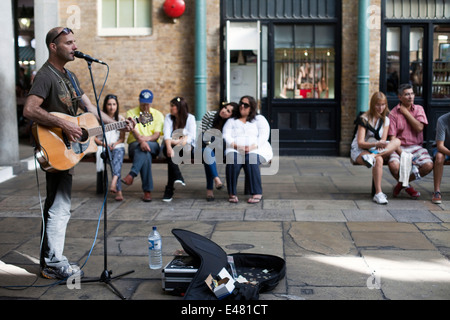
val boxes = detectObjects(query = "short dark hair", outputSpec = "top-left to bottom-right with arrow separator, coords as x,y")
398,83 -> 413,95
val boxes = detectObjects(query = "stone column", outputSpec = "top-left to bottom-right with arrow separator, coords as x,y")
0,0 -> 19,166
34,0 -> 59,70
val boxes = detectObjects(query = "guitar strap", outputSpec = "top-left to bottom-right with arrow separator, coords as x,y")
65,69 -> 88,112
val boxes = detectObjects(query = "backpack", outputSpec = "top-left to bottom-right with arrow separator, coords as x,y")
353,111 -> 384,141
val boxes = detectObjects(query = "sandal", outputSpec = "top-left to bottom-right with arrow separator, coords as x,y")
228,195 -> 238,203
214,177 -> 223,190
247,196 -> 263,204
115,191 -> 123,201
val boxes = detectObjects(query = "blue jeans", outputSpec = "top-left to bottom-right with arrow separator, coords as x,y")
203,146 -> 219,190
226,152 -> 262,196
432,148 -> 450,161
41,171 -> 72,268
128,141 -> 160,191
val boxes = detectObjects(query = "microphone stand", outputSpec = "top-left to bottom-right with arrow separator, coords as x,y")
79,60 -> 134,299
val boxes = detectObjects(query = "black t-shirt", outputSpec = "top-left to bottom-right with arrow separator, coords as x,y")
28,61 -> 84,116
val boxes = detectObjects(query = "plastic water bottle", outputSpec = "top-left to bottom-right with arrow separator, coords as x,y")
148,226 -> 162,269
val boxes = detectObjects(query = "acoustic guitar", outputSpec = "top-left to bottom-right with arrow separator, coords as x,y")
32,111 -> 152,172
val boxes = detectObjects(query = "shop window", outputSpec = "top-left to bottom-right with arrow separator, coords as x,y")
274,24 -> 335,100
99,0 -> 152,36
385,0 -> 450,19
386,27 -> 400,97
409,28 -> 424,97
432,25 -> 450,99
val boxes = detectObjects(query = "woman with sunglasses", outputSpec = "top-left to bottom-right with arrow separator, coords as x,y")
162,97 -> 197,202
223,96 -> 273,203
94,94 -> 126,201
201,102 -> 238,201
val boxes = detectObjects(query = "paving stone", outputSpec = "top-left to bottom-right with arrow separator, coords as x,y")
294,209 -> 347,222
284,222 -> 357,256
388,209 -> 442,223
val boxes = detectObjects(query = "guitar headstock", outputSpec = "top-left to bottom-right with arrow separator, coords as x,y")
137,111 -> 153,126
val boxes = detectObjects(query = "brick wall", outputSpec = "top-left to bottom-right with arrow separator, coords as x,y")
56,0 -> 383,156
340,0 -> 381,156
58,0 -> 221,118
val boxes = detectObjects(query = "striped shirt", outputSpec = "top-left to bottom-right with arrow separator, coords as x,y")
201,111 -> 217,132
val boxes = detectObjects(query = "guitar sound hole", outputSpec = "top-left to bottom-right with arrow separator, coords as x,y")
71,128 -> 90,155
79,128 -> 89,143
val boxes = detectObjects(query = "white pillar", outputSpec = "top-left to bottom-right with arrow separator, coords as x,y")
34,0 -> 59,69
0,0 -> 19,166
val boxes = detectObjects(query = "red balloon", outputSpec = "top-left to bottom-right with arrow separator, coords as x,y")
163,0 -> 186,18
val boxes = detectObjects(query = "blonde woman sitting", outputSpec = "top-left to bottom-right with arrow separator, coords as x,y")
351,92 -> 401,204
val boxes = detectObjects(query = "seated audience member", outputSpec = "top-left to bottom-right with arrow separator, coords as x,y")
162,97 -> 196,202
201,102 -> 238,201
432,111 -> 450,204
94,94 -> 126,201
223,95 -> 273,204
350,92 -> 401,204
122,89 -> 164,202
388,83 -> 433,199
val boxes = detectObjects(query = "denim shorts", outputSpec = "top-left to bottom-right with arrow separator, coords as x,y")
432,148 -> 450,161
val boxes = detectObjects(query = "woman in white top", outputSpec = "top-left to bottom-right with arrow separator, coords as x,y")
350,92 -> 401,204
162,96 -> 196,202
94,94 -> 125,201
223,95 -> 273,204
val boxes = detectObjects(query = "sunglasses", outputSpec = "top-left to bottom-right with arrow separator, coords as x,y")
52,27 -> 73,43
240,102 -> 251,108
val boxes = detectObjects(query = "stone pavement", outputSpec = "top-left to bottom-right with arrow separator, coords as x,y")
0,146 -> 449,300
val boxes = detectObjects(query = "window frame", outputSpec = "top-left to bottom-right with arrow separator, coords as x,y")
97,0 -> 152,37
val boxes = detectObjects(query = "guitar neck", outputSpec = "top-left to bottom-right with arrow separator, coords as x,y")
89,120 -> 130,137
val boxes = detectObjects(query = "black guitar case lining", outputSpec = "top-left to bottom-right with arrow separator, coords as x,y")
171,229 -> 286,300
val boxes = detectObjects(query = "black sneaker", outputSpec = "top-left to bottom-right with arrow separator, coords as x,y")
162,186 -> 174,202
41,263 -> 84,280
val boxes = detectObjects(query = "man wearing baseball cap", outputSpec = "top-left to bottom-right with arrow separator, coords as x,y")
122,89 -> 164,202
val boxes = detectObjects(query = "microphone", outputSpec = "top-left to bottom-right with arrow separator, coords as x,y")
74,51 -> 107,65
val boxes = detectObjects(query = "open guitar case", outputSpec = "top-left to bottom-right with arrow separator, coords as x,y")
171,229 -> 286,300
